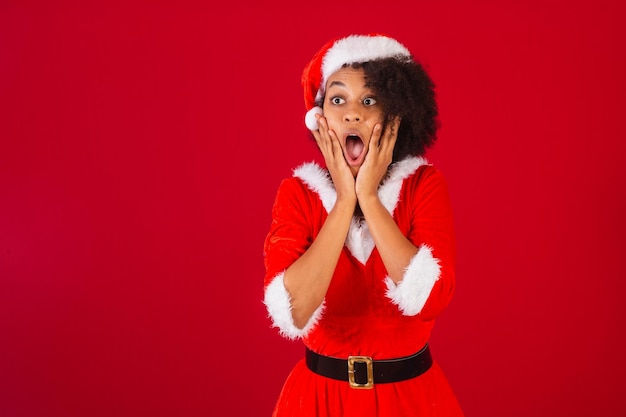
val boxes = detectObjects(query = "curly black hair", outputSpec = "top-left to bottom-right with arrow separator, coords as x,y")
316,56 -> 439,161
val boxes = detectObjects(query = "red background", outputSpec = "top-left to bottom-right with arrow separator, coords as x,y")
1,1 -> 625,416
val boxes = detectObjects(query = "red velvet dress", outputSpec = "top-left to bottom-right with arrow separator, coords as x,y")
263,157 -> 463,417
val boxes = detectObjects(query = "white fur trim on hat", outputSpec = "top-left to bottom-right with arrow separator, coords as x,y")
315,35 -> 412,104
263,272 -> 325,340
384,245 -> 441,316
305,106 -> 323,131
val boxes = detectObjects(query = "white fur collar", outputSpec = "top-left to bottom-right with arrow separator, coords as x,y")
293,156 -> 428,264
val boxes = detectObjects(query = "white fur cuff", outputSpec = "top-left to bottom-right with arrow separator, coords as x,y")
263,272 -> 324,340
384,245 -> 441,316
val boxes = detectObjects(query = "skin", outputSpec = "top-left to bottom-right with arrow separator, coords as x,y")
284,67 -> 420,329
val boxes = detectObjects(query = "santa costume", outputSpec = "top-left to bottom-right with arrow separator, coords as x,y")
263,34 -> 463,417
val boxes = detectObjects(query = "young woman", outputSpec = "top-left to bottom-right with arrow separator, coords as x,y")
263,33 -> 463,417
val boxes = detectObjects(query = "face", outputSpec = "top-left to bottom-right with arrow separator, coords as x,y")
322,67 -> 384,177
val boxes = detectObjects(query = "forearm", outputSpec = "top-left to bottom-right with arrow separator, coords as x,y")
283,198 -> 355,328
359,195 -> 418,283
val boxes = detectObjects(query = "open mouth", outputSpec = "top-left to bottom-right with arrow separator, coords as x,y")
345,134 -> 365,162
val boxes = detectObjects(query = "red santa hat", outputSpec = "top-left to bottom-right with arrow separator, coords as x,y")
301,33 -> 413,130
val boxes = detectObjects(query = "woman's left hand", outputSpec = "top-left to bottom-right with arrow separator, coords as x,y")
355,117 -> 400,201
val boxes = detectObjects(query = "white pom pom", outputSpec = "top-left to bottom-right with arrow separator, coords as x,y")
305,106 -> 323,131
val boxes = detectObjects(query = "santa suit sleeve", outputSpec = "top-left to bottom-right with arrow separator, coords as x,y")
384,166 -> 456,321
262,176 -> 325,339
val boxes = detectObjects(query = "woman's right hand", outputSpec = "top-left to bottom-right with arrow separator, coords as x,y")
311,115 -> 357,205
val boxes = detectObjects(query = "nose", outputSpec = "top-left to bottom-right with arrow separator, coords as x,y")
343,103 -> 362,123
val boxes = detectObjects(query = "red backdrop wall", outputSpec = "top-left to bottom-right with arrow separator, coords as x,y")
1,1 -> 625,416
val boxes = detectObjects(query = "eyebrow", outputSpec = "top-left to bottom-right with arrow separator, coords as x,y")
328,81 -> 346,89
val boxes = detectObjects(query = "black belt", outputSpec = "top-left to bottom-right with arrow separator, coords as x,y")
305,344 -> 432,389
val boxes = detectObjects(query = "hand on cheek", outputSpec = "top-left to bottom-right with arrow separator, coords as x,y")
311,115 -> 357,204
356,118 -> 400,200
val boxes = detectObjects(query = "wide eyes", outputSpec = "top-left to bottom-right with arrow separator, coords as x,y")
328,96 -> 377,106
363,97 -> 377,106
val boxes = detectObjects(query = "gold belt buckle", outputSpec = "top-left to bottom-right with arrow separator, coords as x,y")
348,356 -> 374,389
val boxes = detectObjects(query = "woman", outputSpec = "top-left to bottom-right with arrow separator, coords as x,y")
263,33 -> 463,417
